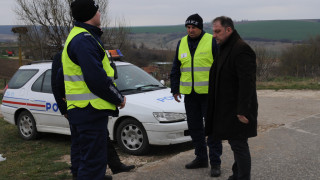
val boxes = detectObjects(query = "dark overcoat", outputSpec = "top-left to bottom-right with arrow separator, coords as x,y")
205,30 -> 258,140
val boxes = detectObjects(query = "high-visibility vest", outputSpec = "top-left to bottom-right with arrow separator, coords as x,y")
62,26 -> 116,110
178,33 -> 213,94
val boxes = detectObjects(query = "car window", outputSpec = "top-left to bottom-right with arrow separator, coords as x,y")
8,69 -> 38,89
42,70 -> 52,93
32,73 -> 44,92
31,70 -> 52,93
116,65 -> 164,91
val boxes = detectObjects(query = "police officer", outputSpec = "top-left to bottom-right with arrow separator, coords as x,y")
170,13 -> 223,177
62,0 -> 125,179
51,51 -> 135,178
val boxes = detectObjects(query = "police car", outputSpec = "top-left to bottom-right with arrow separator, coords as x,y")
1,60 -> 191,155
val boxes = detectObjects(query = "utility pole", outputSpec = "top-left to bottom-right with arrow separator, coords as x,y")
11,27 -> 28,67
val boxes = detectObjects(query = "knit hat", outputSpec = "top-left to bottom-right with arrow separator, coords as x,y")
185,14 -> 203,30
71,0 -> 99,22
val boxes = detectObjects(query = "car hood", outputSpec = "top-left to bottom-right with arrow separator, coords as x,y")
125,88 -> 185,113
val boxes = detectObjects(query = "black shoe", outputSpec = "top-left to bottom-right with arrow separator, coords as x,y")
72,174 -> 77,180
210,165 -> 221,177
104,175 -> 112,180
73,174 -> 112,180
111,163 -> 135,174
227,175 -> 236,180
185,158 -> 208,169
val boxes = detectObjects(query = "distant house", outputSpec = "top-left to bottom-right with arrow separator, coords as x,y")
142,62 -> 173,84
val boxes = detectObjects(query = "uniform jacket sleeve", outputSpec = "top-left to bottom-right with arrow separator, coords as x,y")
68,33 -> 124,106
56,68 -> 68,114
51,51 -> 67,115
170,40 -> 181,95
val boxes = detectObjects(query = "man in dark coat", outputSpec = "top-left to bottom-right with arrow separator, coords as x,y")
205,16 -> 258,180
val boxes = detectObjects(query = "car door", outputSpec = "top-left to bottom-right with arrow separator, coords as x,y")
28,69 -> 68,128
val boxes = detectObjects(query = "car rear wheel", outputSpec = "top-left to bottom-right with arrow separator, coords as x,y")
116,118 -> 150,155
17,111 -> 39,140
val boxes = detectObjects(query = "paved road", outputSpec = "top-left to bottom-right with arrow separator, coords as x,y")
114,113 -> 320,180
113,91 -> 320,180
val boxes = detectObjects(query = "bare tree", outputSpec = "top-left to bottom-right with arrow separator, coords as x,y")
22,26 -> 51,60
254,46 -> 278,81
102,17 -> 131,50
14,0 -> 129,60
14,0 -> 76,58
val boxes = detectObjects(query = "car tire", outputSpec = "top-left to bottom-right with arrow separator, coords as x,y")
17,111 -> 39,140
116,118 -> 150,155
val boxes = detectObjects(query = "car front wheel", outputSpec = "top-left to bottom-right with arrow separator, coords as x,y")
116,118 -> 150,155
17,111 -> 39,140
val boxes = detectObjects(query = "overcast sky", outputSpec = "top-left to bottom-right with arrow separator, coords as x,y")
1,0 -> 319,26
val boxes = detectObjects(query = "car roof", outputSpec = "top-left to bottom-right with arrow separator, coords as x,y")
19,60 -> 133,70
20,61 -> 52,70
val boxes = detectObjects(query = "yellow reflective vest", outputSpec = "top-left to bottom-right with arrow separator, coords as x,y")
178,33 -> 213,94
62,26 -> 116,110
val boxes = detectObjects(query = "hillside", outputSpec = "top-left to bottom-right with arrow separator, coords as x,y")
236,20 -> 320,41
130,19 -> 320,42
1,19 -> 320,48
0,26 -> 17,42
128,19 -> 320,51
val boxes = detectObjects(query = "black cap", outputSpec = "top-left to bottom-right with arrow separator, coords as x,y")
185,13 -> 203,30
71,0 -> 99,22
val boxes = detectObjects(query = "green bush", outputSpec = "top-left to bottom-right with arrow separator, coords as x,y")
278,36 -> 320,78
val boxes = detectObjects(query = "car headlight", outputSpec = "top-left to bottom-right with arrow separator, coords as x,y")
153,112 -> 187,123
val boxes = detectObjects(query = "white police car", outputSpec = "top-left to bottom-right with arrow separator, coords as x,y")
1,61 -> 191,155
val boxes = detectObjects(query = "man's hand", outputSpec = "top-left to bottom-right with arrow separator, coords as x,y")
237,115 -> 249,124
173,93 -> 182,103
119,96 -> 126,109
63,114 -> 68,119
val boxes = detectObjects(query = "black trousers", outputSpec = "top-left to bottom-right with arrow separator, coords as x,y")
185,93 -> 222,166
69,117 -> 108,180
107,136 -> 122,170
228,139 -> 251,180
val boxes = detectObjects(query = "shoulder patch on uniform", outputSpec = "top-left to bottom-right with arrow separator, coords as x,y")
83,33 -> 91,36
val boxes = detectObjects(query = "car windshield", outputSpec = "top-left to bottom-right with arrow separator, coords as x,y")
115,65 -> 166,94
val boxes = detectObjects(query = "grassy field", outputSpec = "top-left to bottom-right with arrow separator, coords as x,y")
0,117 -> 194,180
257,77 -> 320,90
0,119 -> 71,180
0,78 -> 6,90
0,78 -> 7,102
